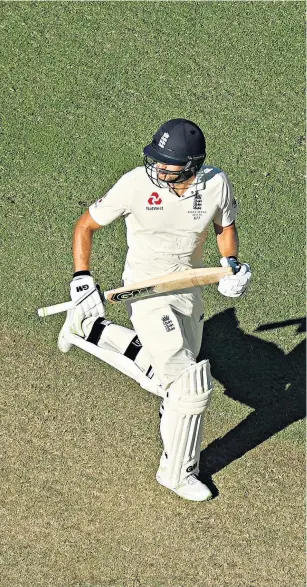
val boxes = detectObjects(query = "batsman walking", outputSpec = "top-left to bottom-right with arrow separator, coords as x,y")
59,118 -> 251,501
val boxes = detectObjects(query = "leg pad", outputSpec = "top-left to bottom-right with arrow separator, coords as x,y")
159,360 -> 213,487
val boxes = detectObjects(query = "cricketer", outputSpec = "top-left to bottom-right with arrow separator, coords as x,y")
58,119 -> 252,501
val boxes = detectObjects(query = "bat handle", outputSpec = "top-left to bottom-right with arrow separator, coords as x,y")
37,287 -> 108,317
37,301 -> 75,317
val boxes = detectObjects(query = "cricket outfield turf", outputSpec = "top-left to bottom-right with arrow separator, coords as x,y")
0,2 -> 305,586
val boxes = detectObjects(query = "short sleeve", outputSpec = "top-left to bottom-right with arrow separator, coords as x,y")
213,173 -> 238,227
89,171 -> 133,226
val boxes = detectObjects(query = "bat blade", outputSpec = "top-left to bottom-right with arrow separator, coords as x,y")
105,266 -> 232,303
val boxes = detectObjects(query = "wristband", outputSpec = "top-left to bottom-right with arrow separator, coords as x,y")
226,256 -> 241,274
73,270 -> 91,278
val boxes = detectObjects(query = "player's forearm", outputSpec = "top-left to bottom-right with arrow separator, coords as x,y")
215,224 -> 239,258
73,222 -> 94,272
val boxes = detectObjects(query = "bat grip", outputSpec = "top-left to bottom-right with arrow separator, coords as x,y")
37,301 -> 75,317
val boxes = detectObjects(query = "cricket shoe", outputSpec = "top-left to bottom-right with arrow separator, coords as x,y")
156,468 -> 213,502
57,310 -> 76,353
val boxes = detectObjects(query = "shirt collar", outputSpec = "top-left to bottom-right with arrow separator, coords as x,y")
168,173 -> 206,200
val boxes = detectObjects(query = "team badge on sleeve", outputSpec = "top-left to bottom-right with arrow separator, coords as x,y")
94,195 -> 107,208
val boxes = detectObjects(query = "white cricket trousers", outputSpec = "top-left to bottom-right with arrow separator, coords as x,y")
125,287 -> 205,389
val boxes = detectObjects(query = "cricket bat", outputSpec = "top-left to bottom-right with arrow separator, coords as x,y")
37,266 -> 233,317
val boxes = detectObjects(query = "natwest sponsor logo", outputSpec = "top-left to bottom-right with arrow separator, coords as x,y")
146,192 -> 163,211
148,192 -> 162,205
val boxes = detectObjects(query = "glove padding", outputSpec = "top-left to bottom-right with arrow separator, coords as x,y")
70,274 -> 105,336
218,257 -> 252,298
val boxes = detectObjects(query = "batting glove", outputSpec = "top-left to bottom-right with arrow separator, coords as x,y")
70,271 -> 105,336
218,256 -> 252,298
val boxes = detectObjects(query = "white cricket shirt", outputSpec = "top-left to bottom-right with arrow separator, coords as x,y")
89,165 -> 237,283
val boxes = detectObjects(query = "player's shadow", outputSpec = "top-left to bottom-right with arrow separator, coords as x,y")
197,309 -> 306,496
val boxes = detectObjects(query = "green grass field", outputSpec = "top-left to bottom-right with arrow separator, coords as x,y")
1,2 -> 305,586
